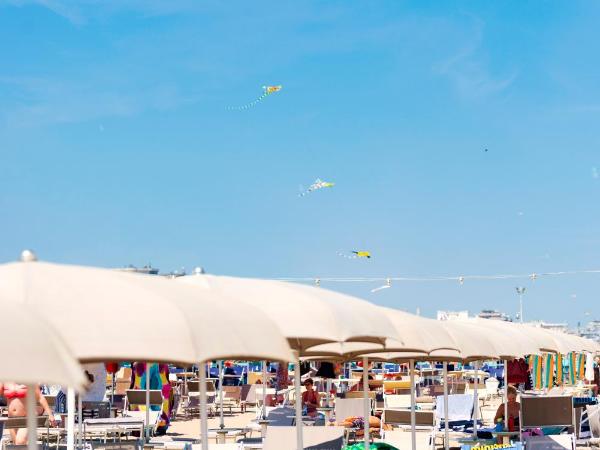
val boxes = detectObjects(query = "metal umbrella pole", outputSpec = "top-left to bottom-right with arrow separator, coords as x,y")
504,359 -> 509,430
294,353 -> 304,450
262,361 -> 267,419
443,361 -> 450,450
218,361 -> 225,429
26,384 -> 38,450
473,361 -> 479,437
145,362 -> 151,441
410,359 -> 416,450
363,357 -> 370,450
77,393 -> 83,448
199,360 -> 208,450
67,388 -> 75,450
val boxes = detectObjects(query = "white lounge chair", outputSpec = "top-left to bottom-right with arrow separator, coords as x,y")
263,426 -> 344,450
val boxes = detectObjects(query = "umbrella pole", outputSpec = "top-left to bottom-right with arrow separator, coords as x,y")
294,353 -> 303,450
262,361 -> 267,419
67,387 -> 75,450
218,360 -> 225,429
473,361 -> 479,437
410,359 -> 416,450
199,360 -> 208,450
504,359 -> 508,430
111,372 -> 115,411
77,393 -> 83,449
363,357 -> 370,450
443,362 -> 449,450
26,384 -> 37,450
145,362 -> 150,442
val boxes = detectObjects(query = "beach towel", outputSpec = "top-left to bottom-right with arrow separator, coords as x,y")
578,353 -> 586,381
544,354 -> 554,389
568,353 -> 576,385
530,355 -> 543,390
556,354 -> 563,386
585,353 -> 595,382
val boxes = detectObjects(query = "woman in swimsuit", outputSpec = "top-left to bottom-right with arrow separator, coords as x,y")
0,382 -> 56,444
494,384 -> 520,439
301,378 -> 320,417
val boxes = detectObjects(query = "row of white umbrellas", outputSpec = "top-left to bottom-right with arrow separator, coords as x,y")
2,251 -> 599,450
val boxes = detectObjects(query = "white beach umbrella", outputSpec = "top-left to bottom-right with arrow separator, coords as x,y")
2,302 -> 85,389
178,275 -> 397,350
0,253 -> 293,450
0,255 -> 292,364
459,318 -> 542,359
177,274 -> 398,450
2,302 -> 86,450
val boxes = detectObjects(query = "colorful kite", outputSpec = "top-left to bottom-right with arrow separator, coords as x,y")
229,85 -> 282,110
298,178 -> 335,197
338,250 -> 372,259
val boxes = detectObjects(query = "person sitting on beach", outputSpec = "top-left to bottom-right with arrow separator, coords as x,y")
301,378 -> 320,417
0,382 -> 56,445
494,385 -> 520,433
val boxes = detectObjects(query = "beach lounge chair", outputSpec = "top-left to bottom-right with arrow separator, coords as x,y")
383,394 -> 411,409
82,416 -> 145,444
432,394 -> 476,448
262,426 -> 344,450
586,404 -> 600,438
221,386 -> 246,413
334,398 -> 365,423
382,409 -> 436,448
523,435 -> 575,450
1,416 -> 54,450
182,381 -> 216,418
123,390 -> 163,436
483,377 -> 500,405
520,395 -> 575,443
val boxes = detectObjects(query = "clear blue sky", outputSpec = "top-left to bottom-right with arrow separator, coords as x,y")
2,0 -> 600,327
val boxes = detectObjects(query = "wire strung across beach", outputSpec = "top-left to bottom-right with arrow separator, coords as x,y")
272,268 -> 600,285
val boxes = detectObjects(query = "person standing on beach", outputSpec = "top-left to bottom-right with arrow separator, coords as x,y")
0,382 -> 56,445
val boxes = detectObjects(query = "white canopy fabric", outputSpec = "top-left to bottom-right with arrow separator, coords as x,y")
0,258 -> 293,364
456,318 -> 542,359
301,307 -> 460,358
177,274 -> 398,351
2,302 -> 85,389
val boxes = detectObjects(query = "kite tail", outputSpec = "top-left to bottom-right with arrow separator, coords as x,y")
227,91 -> 269,111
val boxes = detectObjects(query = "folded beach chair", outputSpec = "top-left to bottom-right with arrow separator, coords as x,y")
263,426 -> 345,450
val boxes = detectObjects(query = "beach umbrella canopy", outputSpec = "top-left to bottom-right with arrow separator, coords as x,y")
458,318 -> 542,358
2,302 -> 85,389
0,253 -> 293,364
519,325 -> 583,354
301,307 -> 461,358
177,274 -> 398,351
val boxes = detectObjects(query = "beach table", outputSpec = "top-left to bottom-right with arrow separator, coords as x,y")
492,430 -> 520,445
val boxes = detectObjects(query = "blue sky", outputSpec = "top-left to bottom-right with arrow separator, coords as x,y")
2,0 -> 600,326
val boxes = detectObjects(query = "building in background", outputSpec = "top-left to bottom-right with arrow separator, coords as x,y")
437,310 -> 469,321
477,309 -> 512,321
